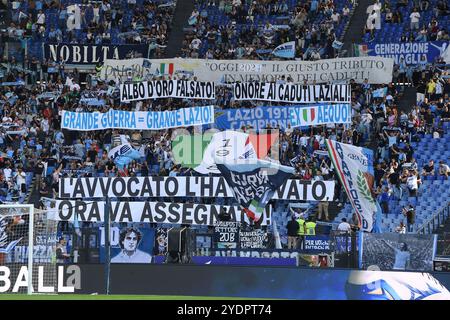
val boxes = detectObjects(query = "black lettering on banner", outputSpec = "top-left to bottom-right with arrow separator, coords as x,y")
120,202 -> 132,222
182,203 -> 194,225
140,177 -> 153,197
75,200 -> 87,221
112,178 -> 126,197
127,177 -> 140,197
167,203 -> 181,223
85,178 -> 98,198
165,177 -> 178,196
215,178 -> 228,197
99,178 -> 112,197
58,200 -> 73,220
153,176 -> 164,196
312,181 -> 326,200
140,202 -> 154,222
154,202 -> 166,223
73,179 -> 86,198
110,202 -> 121,221
300,180 -> 311,199
194,204 -> 208,225
87,202 -> 101,221
185,177 -> 195,197
287,180 -> 299,199
60,178 -> 71,198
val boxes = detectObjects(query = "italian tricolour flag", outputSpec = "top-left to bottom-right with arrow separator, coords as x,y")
160,63 -> 174,75
302,108 -> 316,124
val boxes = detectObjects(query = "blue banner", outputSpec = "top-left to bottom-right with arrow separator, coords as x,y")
215,106 -> 294,130
366,41 -> 448,65
214,104 -> 351,131
304,235 -> 332,253
44,43 -> 150,64
61,106 -> 215,131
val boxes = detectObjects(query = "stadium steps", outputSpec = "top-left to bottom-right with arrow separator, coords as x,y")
341,0 -> 373,55
164,0 -> 196,58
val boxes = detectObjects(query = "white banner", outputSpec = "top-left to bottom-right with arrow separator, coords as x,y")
326,139 -> 377,232
290,104 -> 352,127
100,57 -> 394,84
194,130 -> 253,174
59,177 -> 335,201
120,80 -> 215,102
51,200 -> 272,226
61,106 -> 214,131
233,83 -> 351,103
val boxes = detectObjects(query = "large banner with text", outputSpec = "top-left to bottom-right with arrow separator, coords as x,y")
61,106 -> 214,131
44,43 -> 150,64
120,80 -> 215,102
100,57 -> 394,84
232,83 -> 351,103
364,41 -> 449,65
59,176 -> 335,201
50,200 -> 272,226
214,104 -> 351,130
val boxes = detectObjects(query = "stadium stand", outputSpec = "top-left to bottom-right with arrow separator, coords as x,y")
0,0 -> 448,256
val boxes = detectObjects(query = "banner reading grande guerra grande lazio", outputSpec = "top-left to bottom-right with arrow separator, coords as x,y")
61,106 -> 214,131
100,57 -> 394,84
232,83 -> 351,103
120,80 -> 215,102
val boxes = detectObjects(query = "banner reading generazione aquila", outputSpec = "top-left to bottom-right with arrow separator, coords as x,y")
100,57 -> 394,84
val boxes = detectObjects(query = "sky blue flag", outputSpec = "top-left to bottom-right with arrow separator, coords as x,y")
114,148 -> 142,170
272,41 -> 296,59
372,87 -> 388,98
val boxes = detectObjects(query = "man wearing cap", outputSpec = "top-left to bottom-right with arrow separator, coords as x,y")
286,215 -> 299,249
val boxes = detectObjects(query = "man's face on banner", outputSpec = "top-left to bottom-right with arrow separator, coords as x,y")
124,231 -> 138,252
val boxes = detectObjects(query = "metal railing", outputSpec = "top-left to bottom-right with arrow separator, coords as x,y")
417,202 -> 450,234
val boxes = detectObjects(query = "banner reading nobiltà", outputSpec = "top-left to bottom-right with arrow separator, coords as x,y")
59,176 -> 335,201
50,200 -> 272,226
120,80 -> 215,102
233,83 -> 351,103
44,43 -> 150,64
61,106 -> 214,131
100,56 -> 394,84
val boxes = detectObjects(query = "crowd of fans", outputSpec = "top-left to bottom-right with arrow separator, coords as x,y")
181,0 -> 353,60
0,1 -> 448,259
2,0 -> 176,60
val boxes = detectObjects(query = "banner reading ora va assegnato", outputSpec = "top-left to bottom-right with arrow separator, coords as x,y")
50,200 -> 272,226
61,106 -> 214,131
100,57 -> 393,84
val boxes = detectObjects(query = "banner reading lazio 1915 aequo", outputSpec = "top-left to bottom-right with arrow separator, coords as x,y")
100,56 -> 393,84
326,139 -> 377,232
61,106 -> 214,131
